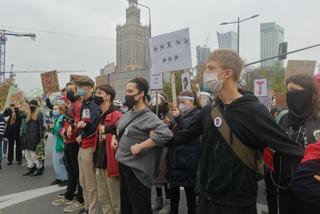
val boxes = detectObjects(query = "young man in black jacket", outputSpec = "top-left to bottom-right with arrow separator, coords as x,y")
173,49 -> 304,214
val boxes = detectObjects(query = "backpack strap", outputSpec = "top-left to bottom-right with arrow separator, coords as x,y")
211,102 -> 257,171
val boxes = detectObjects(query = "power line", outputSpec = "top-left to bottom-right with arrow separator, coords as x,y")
0,25 -> 115,41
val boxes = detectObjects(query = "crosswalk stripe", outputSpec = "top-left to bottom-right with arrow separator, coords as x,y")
0,186 -> 66,209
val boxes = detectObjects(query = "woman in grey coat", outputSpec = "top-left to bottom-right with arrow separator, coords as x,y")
23,99 -> 44,176
112,77 -> 173,214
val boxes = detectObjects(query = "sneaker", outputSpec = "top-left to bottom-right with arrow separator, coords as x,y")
57,193 -> 65,199
159,199 -> 171,214
7,162 -> 12,166
58,180 -> 69,187
31,168 -> 43,176
51,179 -> 62,185
51,197 -> 73,206
17,161 -> 22,165
63,201 -> 84,213
152,196 -> 163,210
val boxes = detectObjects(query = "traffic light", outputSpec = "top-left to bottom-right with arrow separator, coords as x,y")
279,42 -> 288,60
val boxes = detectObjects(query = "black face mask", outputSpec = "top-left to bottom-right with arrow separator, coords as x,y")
67,91 -> 77,102
30,106 -> 36,112
125,93 -> 139,108
94,95 -> 105,106
286,89 -> 313,119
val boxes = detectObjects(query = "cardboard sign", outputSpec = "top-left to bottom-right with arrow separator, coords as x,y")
70,74 -> 87,83
95,75 -> 108,86
254,78 -> 268,97
286,60 -> 317,80
150,28 -> 192,74
40,70 -> 60,95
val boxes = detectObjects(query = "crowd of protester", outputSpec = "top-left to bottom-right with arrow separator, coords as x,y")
0,48 -> 320,214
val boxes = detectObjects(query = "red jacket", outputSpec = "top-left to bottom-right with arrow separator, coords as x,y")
63,99 -> 82,144
95,110 -> 122,177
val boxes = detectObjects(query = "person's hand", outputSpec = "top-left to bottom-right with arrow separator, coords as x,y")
99,125 -> 105,133
111,136 -> 118,150
162,116 -> 170,126
77,121 -> 87,129
172,107 -> 180,117
76,136 -> 82,144
131,143 -> 142,155
149,130 -> 155,137
67,126 -> 73,138
314,175 -> 320,182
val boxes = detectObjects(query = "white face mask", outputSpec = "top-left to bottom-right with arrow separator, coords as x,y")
178,104 -> 190,113
208,72 -> 224,95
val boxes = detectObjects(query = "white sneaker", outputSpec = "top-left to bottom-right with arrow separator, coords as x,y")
63,201 -> 84,213
51,197 -> 73,206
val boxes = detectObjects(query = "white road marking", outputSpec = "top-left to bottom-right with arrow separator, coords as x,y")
0,185 -> 66,209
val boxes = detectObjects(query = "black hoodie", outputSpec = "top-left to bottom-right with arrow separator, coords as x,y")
173,92 -> 304,207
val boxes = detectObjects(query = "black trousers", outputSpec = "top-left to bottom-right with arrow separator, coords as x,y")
64,143 -> 83,203
197,194 -> 257,214
119,163 -> 152,214
7,136 -> 22,162
170,186 -> 196,214
264,171 -> 278,214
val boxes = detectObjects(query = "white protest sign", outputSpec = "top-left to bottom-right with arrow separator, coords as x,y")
181,71 -> 191,91
150,28 -> 192,74
254,78 -> 268,97
150,73 -> 163,90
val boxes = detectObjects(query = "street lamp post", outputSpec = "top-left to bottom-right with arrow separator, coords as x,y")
220,14 -> 259,89
129,0 -> 151,35
220,14 -> 259,54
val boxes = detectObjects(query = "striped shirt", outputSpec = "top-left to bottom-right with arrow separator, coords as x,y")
0,113 -> 5,139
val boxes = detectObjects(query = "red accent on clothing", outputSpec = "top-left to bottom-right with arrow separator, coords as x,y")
63,99 -> 82,144
263,148 -> 275,172
81,133 -> 97,148
301,142 -> 320,164
95,110 -> 122,177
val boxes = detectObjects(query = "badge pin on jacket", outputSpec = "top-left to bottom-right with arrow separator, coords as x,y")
214,117 -> 222,128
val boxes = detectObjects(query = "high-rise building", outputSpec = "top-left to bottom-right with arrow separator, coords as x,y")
260,22 -> 284,68
116,0 -> 150,72
217,31 -> 238,52
196,45 -> 211,65
110,0 -> 151,101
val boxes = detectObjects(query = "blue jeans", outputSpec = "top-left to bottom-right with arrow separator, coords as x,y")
53,148 -> 68,181
2,138 -> 7,157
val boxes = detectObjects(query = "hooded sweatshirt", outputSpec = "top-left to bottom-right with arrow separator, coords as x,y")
173,92 -> 304,207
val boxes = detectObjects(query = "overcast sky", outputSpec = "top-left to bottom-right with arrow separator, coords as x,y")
1,0 -> 319,92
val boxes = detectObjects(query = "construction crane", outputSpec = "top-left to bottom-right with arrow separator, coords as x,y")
0,29 -> 36,82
